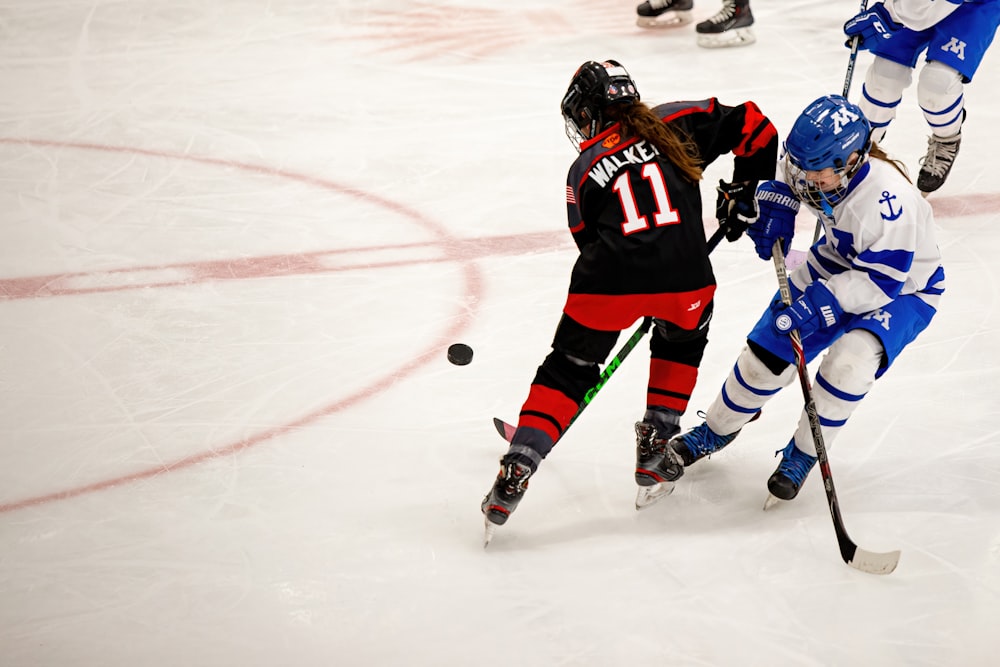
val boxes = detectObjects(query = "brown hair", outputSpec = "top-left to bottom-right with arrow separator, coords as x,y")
868,142 -> 911,183
606,101 -> 703,183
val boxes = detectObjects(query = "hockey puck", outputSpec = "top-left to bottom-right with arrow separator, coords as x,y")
447,343 -> 474,366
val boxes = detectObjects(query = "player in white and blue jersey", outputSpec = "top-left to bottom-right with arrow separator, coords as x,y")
843,0 -> 1000,194
655,95 -> 946,502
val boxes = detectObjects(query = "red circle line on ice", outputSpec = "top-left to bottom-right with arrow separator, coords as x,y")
0,137 -> 487,513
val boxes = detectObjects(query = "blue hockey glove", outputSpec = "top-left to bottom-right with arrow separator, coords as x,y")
716,180 -> 759,242
748,180 -> 799,260
772,282 -> 843,340
844,2 -> 902,51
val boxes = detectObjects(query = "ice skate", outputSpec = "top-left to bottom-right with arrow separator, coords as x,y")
481,457 -> 533,546
634,421 -> 683,509
763,440 -> 818,509
636,0 -> 694,28
917,117 -> 963,195
696,0 -> 755,48
669,421 -> 738,467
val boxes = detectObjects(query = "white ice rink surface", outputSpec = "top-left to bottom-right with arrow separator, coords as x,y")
2,1 -> 999,665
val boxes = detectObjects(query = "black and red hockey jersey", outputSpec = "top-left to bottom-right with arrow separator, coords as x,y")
563,98 -> 778,332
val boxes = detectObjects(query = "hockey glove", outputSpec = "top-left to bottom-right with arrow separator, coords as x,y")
844,2 -> 902,51
772,282 -> 843,340
715,180 -> 758,242
748,180 -> 799,260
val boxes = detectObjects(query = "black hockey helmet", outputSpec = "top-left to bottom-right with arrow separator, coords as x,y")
560,60 -> 640,151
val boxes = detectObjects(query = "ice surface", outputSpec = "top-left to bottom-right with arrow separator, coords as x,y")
1,1 -> 998,665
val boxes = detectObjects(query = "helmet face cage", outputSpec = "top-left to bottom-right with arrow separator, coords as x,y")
783,95 -> 871,207
783,154 -> 862,209
560,60 -> 640,152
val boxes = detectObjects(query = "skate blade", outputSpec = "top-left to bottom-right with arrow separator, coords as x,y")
635,482 -> 675,510
637,11 -> 693,29
483,518 -> 497,548
762,493 -> 784,511
696,28 -> 756,48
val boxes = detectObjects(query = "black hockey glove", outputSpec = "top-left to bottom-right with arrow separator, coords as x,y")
716,180 -> 759,242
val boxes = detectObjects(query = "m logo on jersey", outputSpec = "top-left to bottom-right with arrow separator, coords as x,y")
941,37 -> 967,60
830,107 -> 860,134
602,133 -> 621,148
863,308 -> 892,331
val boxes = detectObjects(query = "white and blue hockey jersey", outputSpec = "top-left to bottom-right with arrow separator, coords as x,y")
792,158 -> 945,315
885,0 -> 1000,32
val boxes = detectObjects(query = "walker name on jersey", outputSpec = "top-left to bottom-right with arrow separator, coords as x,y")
588,140 -> 661,187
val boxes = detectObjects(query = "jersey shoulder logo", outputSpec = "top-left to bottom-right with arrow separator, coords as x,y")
879,190 -> 902,221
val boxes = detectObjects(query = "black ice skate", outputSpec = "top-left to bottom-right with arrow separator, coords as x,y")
917,114 -> 964,195
695,0 -> 755,48
764,440 -> 817,507
635,0 -> 694,28
634,421 -> 684,509
481,457 -> 533,546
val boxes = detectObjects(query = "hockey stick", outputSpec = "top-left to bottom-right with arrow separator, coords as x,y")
771,239 -> 900,575
842,0 -> 868,99
493,224 -> 728,442
813,0 -> 869,243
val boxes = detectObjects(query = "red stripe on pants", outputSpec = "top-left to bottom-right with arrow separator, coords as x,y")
647,358 -> 699,413
517,383 -> 580,443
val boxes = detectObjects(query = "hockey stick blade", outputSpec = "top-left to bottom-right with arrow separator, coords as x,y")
846,544 -> 900,575
765,493 -> 900,574
493,417 -> 515,442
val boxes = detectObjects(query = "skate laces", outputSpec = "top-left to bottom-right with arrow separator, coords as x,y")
919,134 -> 960,177
706,1 -> 737,23
499,461 -> 532,497
636,421 -> 677,457
678,422 -> 732,458
635,423 -> 662,458
775,444 -> 817,486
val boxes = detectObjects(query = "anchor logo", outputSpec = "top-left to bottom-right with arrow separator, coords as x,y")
879,191 -> 902,221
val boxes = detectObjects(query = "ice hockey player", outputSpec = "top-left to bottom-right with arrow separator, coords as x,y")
480,60 -> 778,543
662,95 -> 944,503
844,0 -> 1000,195
636,0 -> 755,49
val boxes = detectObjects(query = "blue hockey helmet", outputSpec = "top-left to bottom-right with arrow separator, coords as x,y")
560,60 -> 640,151
783,94 -> 871,206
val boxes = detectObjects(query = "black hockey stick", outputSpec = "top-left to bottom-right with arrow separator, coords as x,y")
493,224 -> 728,442
813,0 -> 869,243
842,0 -> 869,99
771,239 -> 900,575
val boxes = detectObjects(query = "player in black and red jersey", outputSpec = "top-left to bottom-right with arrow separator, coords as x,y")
482,60 -> 778,535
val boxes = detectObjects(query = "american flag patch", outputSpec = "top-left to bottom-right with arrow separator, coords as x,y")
565,185 -> 576,204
